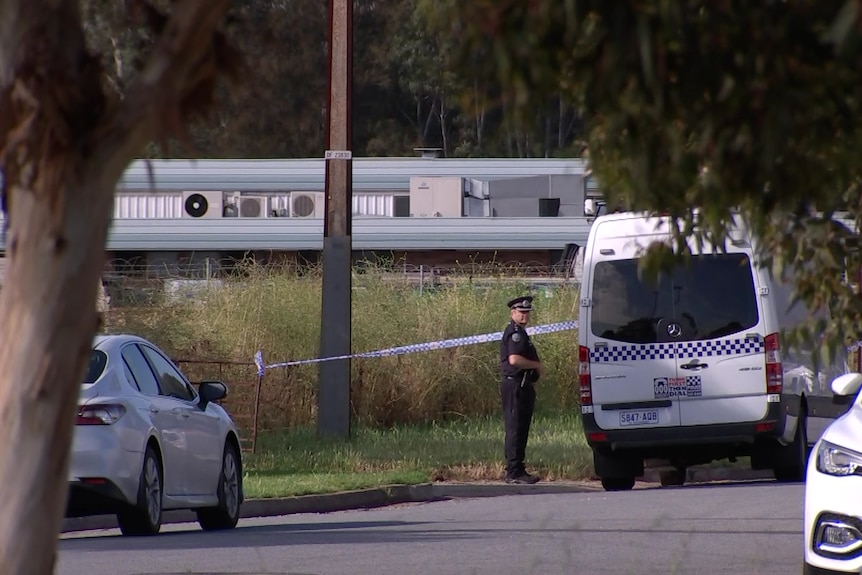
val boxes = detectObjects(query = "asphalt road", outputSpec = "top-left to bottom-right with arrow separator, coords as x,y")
57,480 -> 803,575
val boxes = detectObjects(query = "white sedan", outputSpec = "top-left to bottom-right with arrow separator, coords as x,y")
66,334 -> 244,536
803,372 -> 862,574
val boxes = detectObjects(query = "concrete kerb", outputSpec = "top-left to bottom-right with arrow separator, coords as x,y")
60,467 -> 775,534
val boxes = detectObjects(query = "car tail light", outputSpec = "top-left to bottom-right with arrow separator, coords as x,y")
81,478 -> 108,485
579,346 -> 593,411
76,404 -> 126,425
765,333 -> 783,395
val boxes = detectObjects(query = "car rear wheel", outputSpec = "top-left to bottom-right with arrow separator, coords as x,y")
197,442 -> 241,531
117,446 -> 163,536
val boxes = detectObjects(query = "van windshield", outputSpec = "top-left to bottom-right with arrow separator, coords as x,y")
590,253 -> 760,344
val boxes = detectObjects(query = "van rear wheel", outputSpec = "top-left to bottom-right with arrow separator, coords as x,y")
600,476 -> 636,491
592,448 -> 643,492
773,413 -> 808,483
659,466 -> 687,487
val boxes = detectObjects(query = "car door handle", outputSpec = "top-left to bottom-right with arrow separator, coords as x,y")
680,363 -> 708,370
172,407 -> 190,418
148,405 -> 159,414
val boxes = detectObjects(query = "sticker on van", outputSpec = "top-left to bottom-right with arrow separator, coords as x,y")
654,376 -> 702,398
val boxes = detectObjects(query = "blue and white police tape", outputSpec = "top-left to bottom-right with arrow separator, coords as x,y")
253,320 -> 580,377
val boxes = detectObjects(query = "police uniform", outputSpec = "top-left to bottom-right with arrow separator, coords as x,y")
500,296 -> 541,484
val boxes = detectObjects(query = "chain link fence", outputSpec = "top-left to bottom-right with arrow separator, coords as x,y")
101,257 -> 582,307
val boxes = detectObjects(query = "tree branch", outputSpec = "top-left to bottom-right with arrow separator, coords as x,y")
91,0 -> 232,188
0,0 -> 26,86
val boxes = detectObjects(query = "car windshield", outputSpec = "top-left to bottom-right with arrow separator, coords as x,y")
84,350 -> 108,384
590,252 -> 760,344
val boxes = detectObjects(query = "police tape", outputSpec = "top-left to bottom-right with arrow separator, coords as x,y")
253,320 -> 580,377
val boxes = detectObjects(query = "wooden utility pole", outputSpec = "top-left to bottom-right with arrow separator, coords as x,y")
317,0 -> 353,438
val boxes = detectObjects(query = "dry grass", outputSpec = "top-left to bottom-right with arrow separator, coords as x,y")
105,261 -> 582,428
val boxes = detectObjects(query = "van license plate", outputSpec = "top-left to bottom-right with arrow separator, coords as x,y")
619,409 -> 659,427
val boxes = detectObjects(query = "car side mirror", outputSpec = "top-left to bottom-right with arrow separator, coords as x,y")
198,380 -> 228,408
831,373 -> 862,398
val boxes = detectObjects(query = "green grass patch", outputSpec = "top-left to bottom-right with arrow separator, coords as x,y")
241,409 -> 593,498
243,471 -> 430,499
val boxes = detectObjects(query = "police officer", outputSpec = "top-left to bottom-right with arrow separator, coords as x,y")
500,295 -> 543,484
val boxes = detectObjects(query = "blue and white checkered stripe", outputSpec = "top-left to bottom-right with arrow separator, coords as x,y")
676,338 -> 764,358
591,337 -> 765,363
254,320 -> 580,376
590,343 -> 676,363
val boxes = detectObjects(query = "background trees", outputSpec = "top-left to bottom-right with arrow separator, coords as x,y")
77,0 -> 587,158
443,0 -> 862,358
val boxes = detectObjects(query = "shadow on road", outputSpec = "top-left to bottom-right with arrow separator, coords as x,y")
60,511 -> 800,554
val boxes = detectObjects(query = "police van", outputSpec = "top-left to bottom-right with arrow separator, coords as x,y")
577,211 -> 851,491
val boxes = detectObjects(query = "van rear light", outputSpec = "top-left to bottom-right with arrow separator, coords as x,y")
76,404 -> 126,425
579,345 -> 593,411
765,333 -> 783,394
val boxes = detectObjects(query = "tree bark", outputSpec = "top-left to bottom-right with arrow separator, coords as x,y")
0,1 -> 230,573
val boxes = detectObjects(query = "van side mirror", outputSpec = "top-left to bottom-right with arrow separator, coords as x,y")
198,380 -> 228,408
831,373 -> 862,397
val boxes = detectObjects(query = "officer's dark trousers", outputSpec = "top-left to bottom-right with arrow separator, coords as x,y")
501,376 -> 536,478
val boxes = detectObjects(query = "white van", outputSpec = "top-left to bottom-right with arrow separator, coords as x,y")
577,211 -> 852,491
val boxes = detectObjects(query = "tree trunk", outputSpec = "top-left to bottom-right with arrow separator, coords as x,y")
471,79 -> 486,152
558,95 -> 566,149
0,1 -> 231,573
0,168 -> 116,575
438,94 -> 448,157
422,98 -> 436,145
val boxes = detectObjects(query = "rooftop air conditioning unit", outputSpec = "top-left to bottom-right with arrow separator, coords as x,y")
290,192 -> 325,218
238,195 -> 268,218
408,177 -> 464,217
182,191 -> 224,219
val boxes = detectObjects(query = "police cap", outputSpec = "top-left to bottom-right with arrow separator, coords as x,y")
507,296 -> 533,312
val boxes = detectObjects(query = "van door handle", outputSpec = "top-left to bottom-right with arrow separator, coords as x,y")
172,407 -> 190,418
680,363 -> 708,370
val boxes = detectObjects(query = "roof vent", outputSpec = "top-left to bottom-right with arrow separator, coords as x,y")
413,147 -> 443,159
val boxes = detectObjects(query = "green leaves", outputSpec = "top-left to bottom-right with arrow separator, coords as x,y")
823,0 -> 861,49
447,0 -> 862,362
